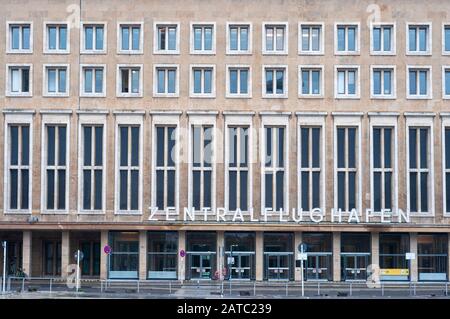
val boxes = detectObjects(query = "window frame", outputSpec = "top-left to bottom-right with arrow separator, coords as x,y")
369,22 -> 396,56
3,111 -> 34,214
334,65 -> 360,99
80,64 -> 106,97
442,65 -> 450,99
296,112 -> 326,214
153,64 -> 180,98
116,64 -> 143,98
42,64 -> 70,97
298,22 -> 324,55
153,22 -> 180,55
262,65 -> 288,99
406,65 -> 432,100
405,113 -> 435,216
77,111 -> 108,214
43,22 -> 70,54
225,64 -> 252,98
114,112 -> 144,215
5,63 -> 33,97
189,64 -> 216,98
298,65 -> 324,98
442,23 -> 450,56
334,22 -> 360,55
6,21 -> 33,54
370,65 -> 396,99
368,113 -> 399,214
226,22 -> 252,55
40,111 -> 71,214
80,22 -> 107,54
117,22 -> 144,55
190,22 -> 216,55
441,114 -> 450,216
262,22 -> 289,55
406,22 -> 432,56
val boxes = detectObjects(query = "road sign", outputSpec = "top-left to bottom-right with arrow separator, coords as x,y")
297,243 -> 307,253
179,249 -> 186,258
297,253 -> 308,261
227,257 -> 235,265
405,252 -> 416,260
103,245 -> 112,255
74,250 -> 84,261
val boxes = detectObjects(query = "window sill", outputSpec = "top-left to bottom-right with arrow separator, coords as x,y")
298,94 -> 324,99
406,95 -> 432,100
153,93 -> 180,98
225,94 -> 252,99
298,51 -> 324,56
370,51 -> 396,56
406,51 -> 432,56
153,50 -> 180,55
226,51 -> 253,55
80,93 -> 107,98
6,50 -> 33,54
117,50 -> 143,55
116,93 -> 143,98
80,50 -> 107,55
5,93 -> 33,97
43,50 -> 70,55
370,95 -> 397,100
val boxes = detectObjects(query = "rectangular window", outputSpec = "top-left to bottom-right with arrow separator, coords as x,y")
156,24 -> 178,52
7,65 -> 30,95
46,24 -> 68,52
372,25 -> 393,54
191,66 -> 214,97
7,124 -> 30,211
299,127 -> 321,211
192,24 -> 214,53
408,127 -> 430,213
118,125 -> 140,212
118,66 -> 141,96
336,24 -> 358,53
443,68 -> 450,98
336,67 -> 359,98
227,126 -> 250,211
300,67 -> 322,96
9,23 -> 31,52
228,67 -> 249,96
264,67 -> 287,97
155,126 -> 177,210
45,66 -> 68,95
264,24 -> 287,54
372,67 -> 394,98
336,127 -> 358,212
408,24 -> 431,54
445,26 -> 450,53
82,66 -> 104,96
83,24 -> 104,52
372,127 -> 394,212
154,66 -> 178,96
408,67 -> 431,98
300,24 -> 322,54
444,127 -> 450,213
228,24 -> 250,53
81,125 -> 104,211
191,125 -> 213,210
45,125 -> 67,211
263,126 -> 286,211
119,24 -> 142,53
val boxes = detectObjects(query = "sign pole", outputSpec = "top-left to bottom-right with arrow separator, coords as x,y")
2,241 -> 6,294
76,249 -> 80,292
300,244 -> 304,298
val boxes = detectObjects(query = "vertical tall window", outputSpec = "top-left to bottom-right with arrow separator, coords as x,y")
154,66 -> 177,96
191,66 -> 214,96
46,24 -> 68,52
372,127 -> 394,212
191,125 -> 213,210
45,125 -> 67,211
300,67 -> 322,96
408,24 -> 431,54
371,25 -> 393,53
408,127 -> 430,213
156,24 -> 178,52
7,125 -> 30,211
300,24 -> 322,54
118,125 -> 140,212
227,126 -> 249,211
119,24 -> 142,53
336,24 -> 358,53
192,24 -> 214,53
336,127 -> 358,211
372,67 -> 394,98
81,125 -> 104,211
263,127 -> 286,211
408,67 -> 431,98
44,66 -> 68,96
264,24 -> 287,54
9,23 -> 31,52
443,67 -> 450,98
7,65 -> 31,96
444,127 -> 450,213
82,66 -> 104,96
118,66 -> 141,96
263,67 -> 287,97
83,24 -> 104,52
155,126 -> 176,210
227,67 -> 249,97
228,24 -> 250,53
444,26 -> 450,53
336,67 -> 358,98
299,127 -> 321,211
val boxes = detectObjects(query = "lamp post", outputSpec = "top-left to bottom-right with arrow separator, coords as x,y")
2,241 -> 6,294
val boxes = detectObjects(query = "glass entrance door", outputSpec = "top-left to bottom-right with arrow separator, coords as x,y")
188,252 -> 215,280
265,253 -> 292,280
228,253 -> 253,280
342,253 -> 370,281
306,253 -> 332,281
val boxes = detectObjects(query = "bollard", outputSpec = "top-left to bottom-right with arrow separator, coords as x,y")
285,282 -> 288,297
381,283 -> 384,297
137,280 -> 140,293
253,282 -> 256,296
413,283 -> 416,296
169,281 -> 172,294
349,282 -> 352,296
221,281 -> 224,296
21,277 -> 25,292
49,278 -> 53,293
317,282 -> 320,296
446,282 -> 448,296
